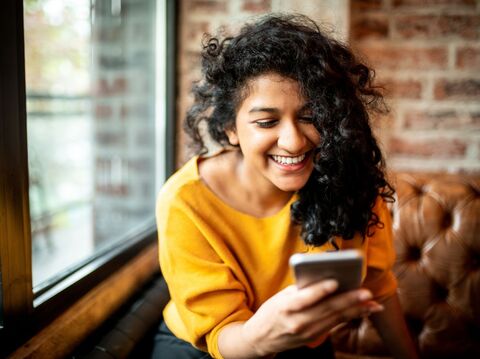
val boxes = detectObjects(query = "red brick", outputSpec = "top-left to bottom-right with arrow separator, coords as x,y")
120,104 -> 148,119
358,46 -> 447,70
352,0 -> 384,11
96,78 -> 128,96
95,104 -> 113,119
370,110 -> 395,131
393,0 -> 476,7
395,15 -> 480,40
184,50 -> 202,68
96,79 -> 109,95
389,137 -> 467,158
351,14 -> 389,40
187,0 -> 227,12
456,46 -> 480,70
434,79 -> 480,100
242,0 -> 271,12
381,78 -> 422,99
95,184 -> 128,196
112,78 -> 127,93
95,27 -> 121,43
403,110 -> 467,129
404,110 -> 480,130
95,131 -> 126,146
128,158 -> 153,172
471,112 -> 480,125
185,21 -> 210,42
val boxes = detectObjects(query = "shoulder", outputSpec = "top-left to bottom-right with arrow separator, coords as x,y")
157,156 -> 203,210
198,150 -> 237,186
372,195 -> 393,224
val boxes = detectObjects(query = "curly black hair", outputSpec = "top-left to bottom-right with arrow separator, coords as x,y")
184,14 -> 394,247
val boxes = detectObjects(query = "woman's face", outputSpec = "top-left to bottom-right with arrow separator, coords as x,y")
227,73 -> 321,194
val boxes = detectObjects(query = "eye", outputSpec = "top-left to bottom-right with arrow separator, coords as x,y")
298,116 -> 314,124
255,119 -> 278,128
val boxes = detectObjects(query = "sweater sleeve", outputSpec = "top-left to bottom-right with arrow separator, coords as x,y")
362,197 -> 398,302
157,193 -> 253,358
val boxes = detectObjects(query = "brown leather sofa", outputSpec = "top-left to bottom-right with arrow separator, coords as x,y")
332,172 -> 480,359
71,172 -> 479,359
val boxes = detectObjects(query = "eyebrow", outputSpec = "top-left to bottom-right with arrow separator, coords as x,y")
248,107 -> 279,114
248,104 -> 312,114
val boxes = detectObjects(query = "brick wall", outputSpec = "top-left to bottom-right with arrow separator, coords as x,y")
92,0 -> 156,243
351,0 -> 480,173
176,0 -> 349,165
177,0 -> 480,173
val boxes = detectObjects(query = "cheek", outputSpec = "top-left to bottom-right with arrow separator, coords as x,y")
307,128 -> 321,146
247,132 -> 277,153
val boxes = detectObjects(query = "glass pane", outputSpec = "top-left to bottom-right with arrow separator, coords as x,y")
24,0 -> 160,289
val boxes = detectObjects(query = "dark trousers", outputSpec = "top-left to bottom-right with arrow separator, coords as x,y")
152,320 -> 335,359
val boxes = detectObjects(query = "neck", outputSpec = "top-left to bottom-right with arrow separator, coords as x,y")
233,151 -> 293,216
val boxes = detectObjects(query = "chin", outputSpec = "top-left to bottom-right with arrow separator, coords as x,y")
275,179 -> 309,192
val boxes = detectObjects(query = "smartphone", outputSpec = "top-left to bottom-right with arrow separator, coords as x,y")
289,249 -> 363,291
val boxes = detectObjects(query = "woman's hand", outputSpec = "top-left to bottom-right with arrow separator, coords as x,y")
240,280 -> 383,357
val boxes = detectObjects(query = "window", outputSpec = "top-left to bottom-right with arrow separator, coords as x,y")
0,0 -> 175,352
25,0 -> 160,292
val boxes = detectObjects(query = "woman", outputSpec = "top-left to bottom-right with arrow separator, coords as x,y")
154,14 -> 418,359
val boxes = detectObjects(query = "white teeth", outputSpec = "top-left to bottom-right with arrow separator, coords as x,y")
272,153 -> 306,165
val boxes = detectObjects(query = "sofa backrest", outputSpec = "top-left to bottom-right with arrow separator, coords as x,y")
332,172 -> 480,359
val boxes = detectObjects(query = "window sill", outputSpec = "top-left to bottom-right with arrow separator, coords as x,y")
9,240 -> 160,358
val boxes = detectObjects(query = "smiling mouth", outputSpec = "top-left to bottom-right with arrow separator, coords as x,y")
271,152 -> 308,165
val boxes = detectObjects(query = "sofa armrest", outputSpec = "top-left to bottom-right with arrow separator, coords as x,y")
332,172 -> 480,359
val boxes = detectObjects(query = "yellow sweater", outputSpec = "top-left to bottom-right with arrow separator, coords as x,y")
156,155 -> 397,358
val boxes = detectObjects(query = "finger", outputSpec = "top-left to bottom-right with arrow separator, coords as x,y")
288,279 -> 339,311
323,288 -> 373,312
362,300 -> 385,314
331,299 -> 384,325
288,289 -> 369,325
297,302 -> 373,340
278,292 -> 381,344
297,288 -> 372,321
319,299 -> 384,329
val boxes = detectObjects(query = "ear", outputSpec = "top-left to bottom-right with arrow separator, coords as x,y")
226,128 -> 239,146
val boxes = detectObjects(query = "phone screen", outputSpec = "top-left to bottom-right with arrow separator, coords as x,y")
289,250 -> 363,291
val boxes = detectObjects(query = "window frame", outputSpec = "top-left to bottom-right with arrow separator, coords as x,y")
0,0 -> 177,354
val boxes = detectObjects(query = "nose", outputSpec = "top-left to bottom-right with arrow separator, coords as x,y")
277,120 -> 307,154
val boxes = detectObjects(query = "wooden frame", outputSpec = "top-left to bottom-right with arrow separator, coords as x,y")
10,243 -> 159,359
0,0 -> 34,339
165,0 -> 178,177
0,0 -> 177,355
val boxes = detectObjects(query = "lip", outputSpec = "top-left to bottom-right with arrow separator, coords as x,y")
269,151 -> 312,172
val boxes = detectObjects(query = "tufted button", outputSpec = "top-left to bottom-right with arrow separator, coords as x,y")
412,185 -> 425,196
405,315 -> 424,337
468,184 -> 479,197
442,211 -> 453,229
408,246 -> 422,261
332,172 -> 480,358
466,321 -> 480,343
469,254 -> 480,270
433,282 -> 449,302
389,207 -> 394,219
